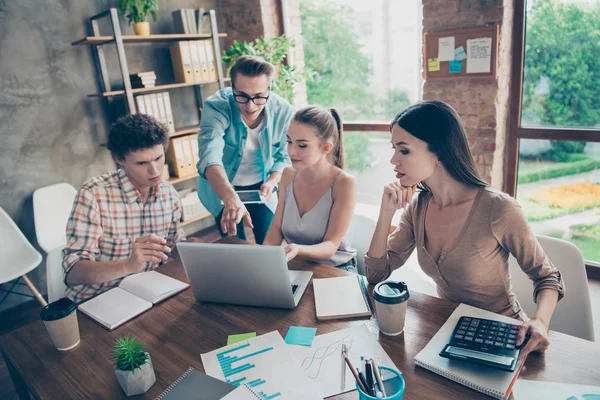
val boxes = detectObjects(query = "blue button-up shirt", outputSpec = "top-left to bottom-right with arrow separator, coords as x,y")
197,87 -> 293,216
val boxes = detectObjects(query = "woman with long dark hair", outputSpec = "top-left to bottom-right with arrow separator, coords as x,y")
366,100 -> 564,361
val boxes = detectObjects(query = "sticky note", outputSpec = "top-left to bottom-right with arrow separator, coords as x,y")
454,46 -> 467,61
227,332 -> 256,345
449,60 -> 462,74
438,37 -> 455,61
428,58 -> 440,72
284,326 -> 317,346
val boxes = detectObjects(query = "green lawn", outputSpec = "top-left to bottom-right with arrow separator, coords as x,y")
517,158 -> 600,184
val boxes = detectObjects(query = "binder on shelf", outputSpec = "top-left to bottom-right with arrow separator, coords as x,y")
149,94 -> 161,123
172,10 -> 189,34
195,41 -> 209,82
135,95 -> 146,114
143,95 -> 153,118
166,137 -> 190,178
189,134 -> 200,166
170,41 -> 195,84
204,41 -> 218,81
187,40 -> 202,83
162,92 -> 175,134
182,135 -> 196,173
195,8 -> 205,34
186,9 -> 197,34
156,93 -> 171,130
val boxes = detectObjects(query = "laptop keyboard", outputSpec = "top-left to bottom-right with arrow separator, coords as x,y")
291,285 -> 298,294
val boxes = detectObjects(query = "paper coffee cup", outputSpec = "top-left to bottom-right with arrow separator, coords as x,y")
40,298 -> 80,351
374,281 -> 409,336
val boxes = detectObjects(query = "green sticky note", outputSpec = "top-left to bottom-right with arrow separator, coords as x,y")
284,326 -> 317,346
227,332 -> 256,345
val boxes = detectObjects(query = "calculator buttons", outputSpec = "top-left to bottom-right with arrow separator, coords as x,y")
475,338 -> 484,343
506,344 -> 515,350
454,334 -> 464,339
484,340 -> 494,345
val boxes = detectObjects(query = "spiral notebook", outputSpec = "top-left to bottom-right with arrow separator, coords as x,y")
155,367 -> 235,400
414,303 -> 524,400
313,275 -> 373,320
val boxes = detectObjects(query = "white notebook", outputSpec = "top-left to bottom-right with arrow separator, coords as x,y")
312,275 -> 373,321
414,303 -> 524,400
78,271 -> 189,330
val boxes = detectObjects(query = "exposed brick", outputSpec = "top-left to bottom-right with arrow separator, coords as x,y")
483,141 -> 496,152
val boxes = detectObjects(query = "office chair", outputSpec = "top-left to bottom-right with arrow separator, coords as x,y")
509,235 -> 595,342
33,182 -> 77,254
0,207 -> 47,307
46,246 -> 67,303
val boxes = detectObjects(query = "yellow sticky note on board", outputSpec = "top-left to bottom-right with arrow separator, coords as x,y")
428,58 -> 440,72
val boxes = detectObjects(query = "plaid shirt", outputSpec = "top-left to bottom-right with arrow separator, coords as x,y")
63,169 -> 185,303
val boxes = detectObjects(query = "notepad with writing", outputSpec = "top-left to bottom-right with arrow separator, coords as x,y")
414,303 -> 524,400
78,270 -> 189,331
313,275 -> 373,320
156,367 -> 236,400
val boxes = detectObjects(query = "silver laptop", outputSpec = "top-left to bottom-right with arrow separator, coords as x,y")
177,242 -> 313,309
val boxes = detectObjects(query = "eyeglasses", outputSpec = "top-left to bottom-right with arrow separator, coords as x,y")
232,87 -> 270,105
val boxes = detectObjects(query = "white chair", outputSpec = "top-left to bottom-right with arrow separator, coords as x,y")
46,246 -> 67,303
509,235 -> 595,342
0,207 -> 47,307
350,213 -> 378,276
33,182 -> 77,253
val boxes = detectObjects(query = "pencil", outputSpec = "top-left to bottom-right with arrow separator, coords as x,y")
342,350 -> 367,393
370,358 -> 387,397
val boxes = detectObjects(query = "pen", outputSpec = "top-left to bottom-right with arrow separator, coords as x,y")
365,359 -> 374,396
342,347 -> 367,393
370,358 -> 387,397
357,369 -> 370,395
341,344 -> 347,390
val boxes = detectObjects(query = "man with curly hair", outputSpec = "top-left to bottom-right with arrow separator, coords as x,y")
62,114 -> 186,303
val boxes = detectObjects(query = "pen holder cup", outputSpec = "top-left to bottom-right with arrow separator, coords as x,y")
356,366 -> 405,400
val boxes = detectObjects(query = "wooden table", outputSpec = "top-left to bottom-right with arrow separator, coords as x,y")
2,239 -> 599,399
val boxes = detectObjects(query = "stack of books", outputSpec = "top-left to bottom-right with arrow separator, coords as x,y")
172,8 -> 204,34
130,71 -> 156,88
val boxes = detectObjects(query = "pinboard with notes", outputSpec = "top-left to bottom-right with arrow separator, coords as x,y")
423,25 -> 499,81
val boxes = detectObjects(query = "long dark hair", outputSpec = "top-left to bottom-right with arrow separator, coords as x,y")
391,100 -> 488,191
293,106 -> 345,169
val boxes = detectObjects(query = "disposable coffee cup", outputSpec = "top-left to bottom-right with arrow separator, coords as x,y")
374,281 -> 409,336
40,298 -> 80,351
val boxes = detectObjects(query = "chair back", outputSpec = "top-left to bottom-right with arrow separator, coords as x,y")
33,183 -> 77,253
350,213 -> 377,275
509,235 -> 595,341
46,246 -> 67,303
0,207 -> 43,284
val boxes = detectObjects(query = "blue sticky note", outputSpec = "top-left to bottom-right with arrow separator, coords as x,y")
454,46 -> 467,61
284,326 -> 317,346
449,60 -> 462,74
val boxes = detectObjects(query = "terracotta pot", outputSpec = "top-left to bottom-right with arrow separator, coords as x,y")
133,22 -> 150,36
115,354 -> 156,396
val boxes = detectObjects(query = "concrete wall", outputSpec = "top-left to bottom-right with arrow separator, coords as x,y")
0,0 -> 223,311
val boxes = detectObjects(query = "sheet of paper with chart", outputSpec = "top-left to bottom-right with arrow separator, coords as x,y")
288,324 -> 399,398
201,331 -> 322,400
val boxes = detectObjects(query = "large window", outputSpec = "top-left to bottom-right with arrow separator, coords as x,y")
299,0 -> 422,209
509,0 -> 600,265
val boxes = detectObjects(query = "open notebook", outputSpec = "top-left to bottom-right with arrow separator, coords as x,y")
78,270 -> 189,330
156,367 -> 236,400
312,275 -> 373,321
414,303 -> 524,400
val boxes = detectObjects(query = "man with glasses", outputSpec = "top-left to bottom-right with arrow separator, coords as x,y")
196,55 -> 293,244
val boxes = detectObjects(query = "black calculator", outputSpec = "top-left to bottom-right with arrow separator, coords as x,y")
439,316 -> 521,371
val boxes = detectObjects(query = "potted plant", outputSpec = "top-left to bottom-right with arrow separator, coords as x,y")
112,335 -> 156,396
222,36 -> 313,103
118,0 -> 159,36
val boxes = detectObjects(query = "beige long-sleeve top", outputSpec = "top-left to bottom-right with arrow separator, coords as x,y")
365,187 -> 565,318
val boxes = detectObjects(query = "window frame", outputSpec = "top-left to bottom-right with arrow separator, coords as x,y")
505,0 -> 600,272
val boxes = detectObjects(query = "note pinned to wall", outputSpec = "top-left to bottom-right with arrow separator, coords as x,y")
438,37 -> 455,61
454,45 -> 467,61
449,60 -> 462,74
428,58 -> 440,72
466,37 -> 492,73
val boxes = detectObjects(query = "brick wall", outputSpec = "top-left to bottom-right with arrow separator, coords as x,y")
218,0 -> 308,106
422,0 -> 512,188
